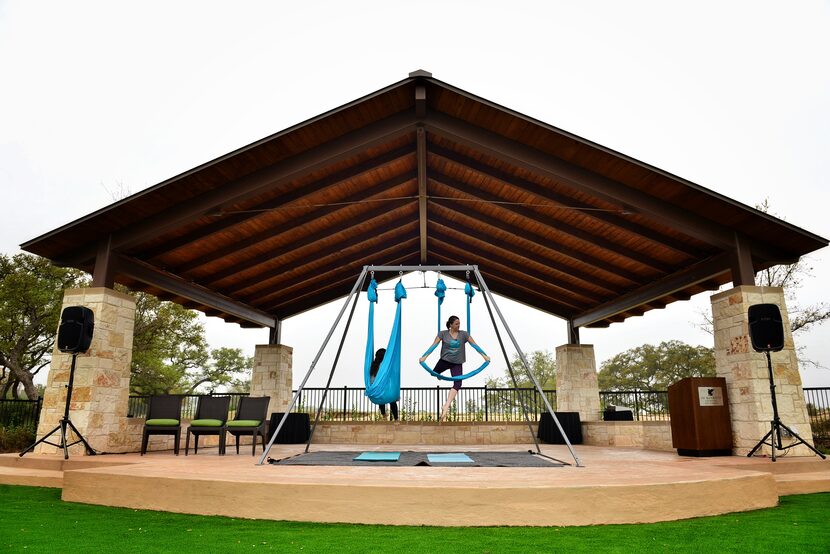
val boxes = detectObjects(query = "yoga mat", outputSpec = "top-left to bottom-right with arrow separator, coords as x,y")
354,451 -> 401,461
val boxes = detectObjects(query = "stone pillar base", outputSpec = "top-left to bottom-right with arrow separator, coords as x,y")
35,288 -> 135,455
711,285 -> 816,456
251,344 -> 293,414
555,344 -> 601,421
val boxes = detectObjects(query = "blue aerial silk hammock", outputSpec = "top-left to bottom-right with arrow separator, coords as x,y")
364,278 -> 407,405
419,277 -> 490,381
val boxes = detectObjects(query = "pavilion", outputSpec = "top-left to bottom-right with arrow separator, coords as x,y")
21,70 -> 828,456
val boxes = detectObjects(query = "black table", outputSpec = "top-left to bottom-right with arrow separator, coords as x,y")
537,412 -> 582,444
268,412 -> 311,444
603,409 -> 634,421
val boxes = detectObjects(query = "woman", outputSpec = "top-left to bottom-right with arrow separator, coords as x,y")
419,315 -> 490,422
369,348 -> 398,421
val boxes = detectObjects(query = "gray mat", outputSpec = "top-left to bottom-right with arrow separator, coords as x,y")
270,451 -> 565,467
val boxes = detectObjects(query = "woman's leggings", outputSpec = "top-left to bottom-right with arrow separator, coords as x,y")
433,358 -> 463,390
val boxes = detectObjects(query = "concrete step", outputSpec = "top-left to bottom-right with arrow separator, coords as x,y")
775,471 -> 830,495
739,457 -> 830,475
0,464 -> 62,488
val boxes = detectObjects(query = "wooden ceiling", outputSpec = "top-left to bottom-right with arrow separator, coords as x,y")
22,70 -> 828,333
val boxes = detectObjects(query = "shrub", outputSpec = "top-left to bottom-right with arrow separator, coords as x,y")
0,424 -> 36,453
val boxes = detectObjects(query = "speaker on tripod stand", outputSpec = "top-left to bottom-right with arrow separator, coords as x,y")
746,303 -> 825,461
20,306 -> 97,459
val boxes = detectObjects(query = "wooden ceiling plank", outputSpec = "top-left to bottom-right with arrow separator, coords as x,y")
245,235 -> 420,307
431,251 -> 573,318
429,197 -> 644,285
425,112 -> 789,263
271,250 -> 419,318
428,212 -> 620,297
429,241 -> 589,312
571,252 -> 733,328
173,171 -> 417,274
115,254 -> 276,328
201,202 -> 416,287
138,144 -> 415,260
62,112 -> 416,266
429,143 -> 705,258
265,247 -> 419,314
430,172 -> 675,274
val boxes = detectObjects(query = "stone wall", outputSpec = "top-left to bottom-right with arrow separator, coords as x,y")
36,288 -> 135,455
582,421 -> 673,451
251,344 -> 293,414
555,344 -> 601,421
710,286 -> 816,456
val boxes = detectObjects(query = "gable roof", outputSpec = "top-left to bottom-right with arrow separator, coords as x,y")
22,70 -> 828,329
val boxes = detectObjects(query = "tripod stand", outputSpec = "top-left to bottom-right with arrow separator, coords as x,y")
747,350 -> 825,461
20,352 -> 96,460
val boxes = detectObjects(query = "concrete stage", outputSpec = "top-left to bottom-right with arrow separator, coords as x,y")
2,444 -> 828,527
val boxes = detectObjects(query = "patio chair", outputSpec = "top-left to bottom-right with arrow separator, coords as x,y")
185,395 -> 231,455
224,396 -> 270,455
141,395 -> 183,455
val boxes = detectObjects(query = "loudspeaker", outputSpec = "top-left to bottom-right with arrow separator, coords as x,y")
57,306 -> 95,353
747,303 -> 784,352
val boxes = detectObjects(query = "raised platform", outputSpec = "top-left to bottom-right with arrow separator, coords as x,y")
3,444 -> 827,526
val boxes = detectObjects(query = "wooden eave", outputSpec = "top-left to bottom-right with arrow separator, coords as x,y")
21,72 -> 828,330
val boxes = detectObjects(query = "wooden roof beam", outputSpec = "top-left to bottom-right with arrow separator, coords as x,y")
114,254 -> 276,328
429,172 -> 675,274
428,143 -> 705,259
138,144 -> 415,261
571,252 -> 733,328
425,113 -> 789,263
417,126 -> 428,263
61,112 -> 416,266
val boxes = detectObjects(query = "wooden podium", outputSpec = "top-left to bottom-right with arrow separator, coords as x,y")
668,377 -> 733,456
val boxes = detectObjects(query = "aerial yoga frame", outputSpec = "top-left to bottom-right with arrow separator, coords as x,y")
258,265 -> 582,468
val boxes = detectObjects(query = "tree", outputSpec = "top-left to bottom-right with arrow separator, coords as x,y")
128,290 -> 210,395
598,340 -> 715,390
185,347 -> 252,394
485,350 -> 556,389
698,199 -> 830,360
0,254 -> 87,400
128,290 -> 252,394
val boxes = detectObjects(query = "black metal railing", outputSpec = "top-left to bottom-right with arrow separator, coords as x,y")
292,386 -> 557,422
804,388 -> 830,448
127,393 -> 249,419
0,398 -> 42,429
599,390 -> 670,421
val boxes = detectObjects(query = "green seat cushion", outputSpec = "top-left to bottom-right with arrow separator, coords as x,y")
145,418 -> 179,426
190,419 -> 224,427
226,420 -> 262,428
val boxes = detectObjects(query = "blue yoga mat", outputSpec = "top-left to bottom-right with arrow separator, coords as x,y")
427,453 -> 474,463
353,451 -> 401,462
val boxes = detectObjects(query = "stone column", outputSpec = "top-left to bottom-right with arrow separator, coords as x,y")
250,344 -> 293,415
710,285 -> 815,456
555,344 -> 601,421
36,287 -> 135,455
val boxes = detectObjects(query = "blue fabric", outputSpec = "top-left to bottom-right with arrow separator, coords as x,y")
420,359 -> 490,381
421,341 -> 439,358
427,453 -> 474,463
434,278 -> 446,333
470,343 -> 486,356
364,280 -> 405,405
465,281 -> 474,333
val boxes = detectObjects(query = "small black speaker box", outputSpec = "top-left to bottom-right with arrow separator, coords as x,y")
57,306 -> 95,353
747,303 -> 784,352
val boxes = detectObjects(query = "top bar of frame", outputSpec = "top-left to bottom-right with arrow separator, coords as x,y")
365,265 -> 478,272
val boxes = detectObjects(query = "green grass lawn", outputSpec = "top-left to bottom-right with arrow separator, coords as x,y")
1,485 -> 828,553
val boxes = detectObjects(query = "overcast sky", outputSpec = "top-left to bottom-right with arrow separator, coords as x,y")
1,1 -> 828,388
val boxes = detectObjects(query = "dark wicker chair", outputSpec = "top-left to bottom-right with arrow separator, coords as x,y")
185,395 -> 231,455
141,395 -> 183,455
224,396 -> 270,455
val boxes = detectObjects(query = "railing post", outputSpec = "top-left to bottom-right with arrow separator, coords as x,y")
436,385 -> 441,421
342,386 -> 348,421
484,384 -> 488,422
634,391 -> 641,422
